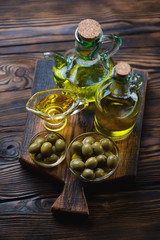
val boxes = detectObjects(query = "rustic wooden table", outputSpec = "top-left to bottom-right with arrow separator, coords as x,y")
0,0 -> 160,239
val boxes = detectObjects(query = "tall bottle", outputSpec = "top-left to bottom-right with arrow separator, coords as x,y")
94,62 -> 143,140
44,19 -> 121,102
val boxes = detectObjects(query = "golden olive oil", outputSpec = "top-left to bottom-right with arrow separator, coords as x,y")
45,19 -> 121,102
95,90 -> 141,140
35,94 -> 74,124
53,56 -> 114,102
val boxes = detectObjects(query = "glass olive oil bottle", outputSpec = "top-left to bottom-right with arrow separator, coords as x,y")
44,19 -> 121,102
94,62 -> 143,140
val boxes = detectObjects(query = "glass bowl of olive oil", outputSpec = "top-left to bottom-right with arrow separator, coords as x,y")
66,132 -> 120,183
26,88 -> 88,132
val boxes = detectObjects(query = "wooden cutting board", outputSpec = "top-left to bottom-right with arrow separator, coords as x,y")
19,59 -> 148,215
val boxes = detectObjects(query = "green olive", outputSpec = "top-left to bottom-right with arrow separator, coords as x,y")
70,159 -> 85,171
85,157 -> 98,169
35,153 -> 43,161
44,154 -> 59,164
55,139 -> 66,152
104,151 -> 113,158
29,142 -> 41,154
72,153 -> 82,160
95,168 -> 105,178
35,137 -> 45,146
107,155 -> 118,168
82,143 -> 93,157
83,136 -> 95,145
46,133 -> 58,144
52,145 -> 56,154
97,154 -> 107,165
41,142 -> 53,157
82,169 -> 95,180
71,141 -> 82,154
92,142 -> 103,155
101,138 -> 113,151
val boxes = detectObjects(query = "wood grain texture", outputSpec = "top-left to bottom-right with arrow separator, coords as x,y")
19,60 -> 147,215
19,60 -> 89,215
0,0 -> 160,239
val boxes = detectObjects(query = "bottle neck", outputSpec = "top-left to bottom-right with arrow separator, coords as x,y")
109,68 -> 135,97
110,79 -> 130,97
75,28 -> 102,60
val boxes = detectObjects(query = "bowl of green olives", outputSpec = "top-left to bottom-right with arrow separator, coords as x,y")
28,131 -> 67,168
66,132 -> 119,183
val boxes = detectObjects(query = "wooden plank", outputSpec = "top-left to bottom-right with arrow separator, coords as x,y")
0,0 -> 159,21
0,0 -> 159,239
19,60 -> 147,215
0,188 -> 160,240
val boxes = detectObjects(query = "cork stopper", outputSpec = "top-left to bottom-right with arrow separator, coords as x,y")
78,19 -> 101,42
115,62 -> 131,78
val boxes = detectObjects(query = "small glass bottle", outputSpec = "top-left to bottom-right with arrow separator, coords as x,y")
94,62 -> 143,140
44,19 -> 121,102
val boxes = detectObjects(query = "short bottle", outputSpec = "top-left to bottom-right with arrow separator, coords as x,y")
94,62 -> 143,140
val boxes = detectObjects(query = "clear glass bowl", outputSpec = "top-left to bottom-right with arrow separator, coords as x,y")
28,131 -> 67,168
66,132 -> 120,183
